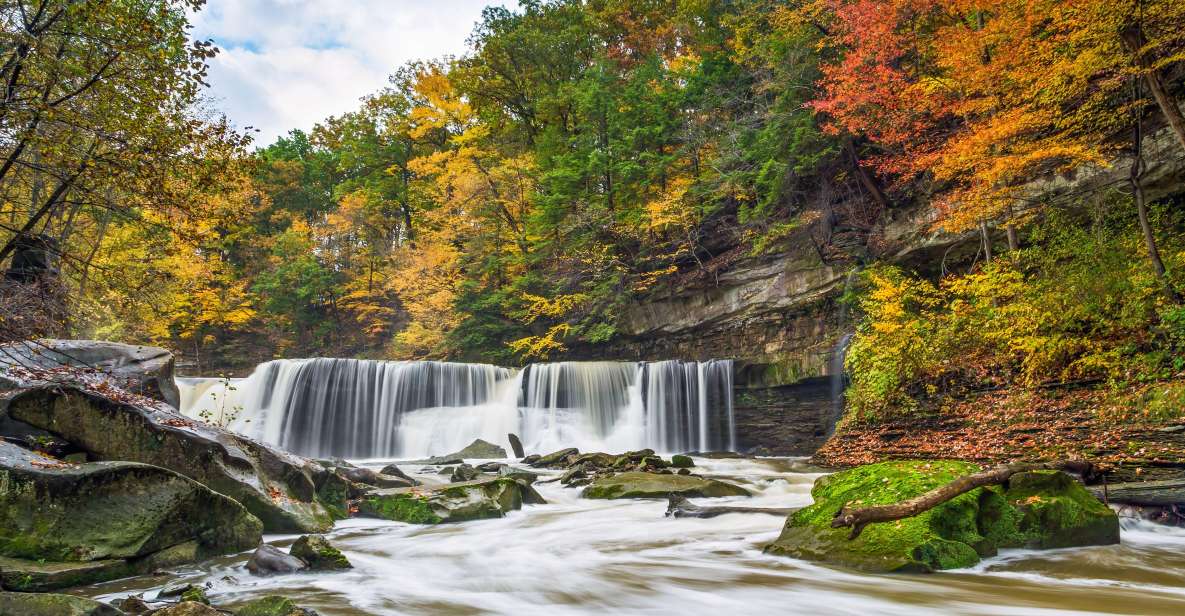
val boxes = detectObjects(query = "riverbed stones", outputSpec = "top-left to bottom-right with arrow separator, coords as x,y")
0,591 -> 123,616
357,476 -> 539,524
4,384 -> 339,533
0,441 -> 260,582
236,595 -> 319,616
581,471 -> 750,500
289,535 -> 351,570
153,602 -> 220,616
245,545 -> 307,576
764,460 -> 1120,573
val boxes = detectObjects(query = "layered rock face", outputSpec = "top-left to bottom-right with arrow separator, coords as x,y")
0,339 -> 181,408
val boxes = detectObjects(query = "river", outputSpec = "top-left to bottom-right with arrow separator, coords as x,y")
79,457 -> 1185,615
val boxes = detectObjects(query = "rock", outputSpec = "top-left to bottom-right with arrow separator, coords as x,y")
520,454 -> 541,465
246,544 -> 308,575
0,339 -> 180,408
377,464 -> 418,484
334,466 -> 415,490
289,535 -> 351,570
411,439 -> 507,464
236,595 -> 319,616
449,463 -> 481,483
582,471 -> 750,500
115,596 -> 151,614
517,481 -> 547,505
0,441 -> 260,575
153,602 -> 220,616
475,461 -> 504,472
498,466 -> 538,484
0,548 -> 191,592
763,461 -> 1120,573
357,477 -> 533,524
4,384 -> 339,532
670,454 -> 695,468
677,468 -> 692,476
530,448 -> 579,468
0,592 -> 123,616
507,433 -> 525,458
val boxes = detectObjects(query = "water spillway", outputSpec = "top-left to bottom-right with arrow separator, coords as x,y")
178,358 -> 735,459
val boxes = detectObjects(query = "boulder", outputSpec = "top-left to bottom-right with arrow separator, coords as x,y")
670,455 -> 695,468
157,582 -> 209,605
4,384 -> 339,532
0,592 -> 122,616
289,535 -> 351,570
507,433 -> 525,458
334,466 -> 415,490
236,595 -> 319,616
764,461 -> 1120,572
582,471 -> 750,500
115,596 -> 151,614
411,439 -> 507,464
153,602 -> 219,616
0,441 -> 260,585
530,448 -> 579,468
357,477 -> 539,524
245,544 -> 307,576
498,466 -> 538,484
449,463 -> 481,483
0,339 -> 180,408
378,464 -> 417,484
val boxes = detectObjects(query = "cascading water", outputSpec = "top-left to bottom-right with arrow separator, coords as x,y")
178,358 -> 735,459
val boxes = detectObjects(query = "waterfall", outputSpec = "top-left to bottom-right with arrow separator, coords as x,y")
177,358 -> 735,459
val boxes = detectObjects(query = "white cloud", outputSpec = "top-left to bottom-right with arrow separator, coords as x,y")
191,0 -> 503,145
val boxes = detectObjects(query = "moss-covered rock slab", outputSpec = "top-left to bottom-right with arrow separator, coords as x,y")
581,472 -> 750,500
357,477 -> 532,524
0,442 -> 260,563
764,461 -> 1119,572
0,591 -> 122,616
4,384 -> 339,533
290,534 -> 350,570
236,595 -> 318,616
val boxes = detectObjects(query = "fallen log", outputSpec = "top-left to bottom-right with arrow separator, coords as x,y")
665,494 -> 796,519
831,461 -> 1098,539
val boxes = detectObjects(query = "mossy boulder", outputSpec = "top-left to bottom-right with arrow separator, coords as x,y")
0,542 -> 202,592
670,455 -> 694,468
530,448 -> 579,468
0,441 -> 260,586
357,477 -> 532,524
581,471 -> 750,500
236,595 -> 318,616
289,535 -> 350,570
0,591 -> 123,616
764,461 -> 1119,573
153,602 -> 219,616
4,384 -> 339,533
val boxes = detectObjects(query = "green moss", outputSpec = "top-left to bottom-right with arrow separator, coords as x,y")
670,455 -> 694,468
290,535 -> 351,570
766,461 -> 1119,572
236,595 -> 304,616
179,585 -> 209,605
361,494 -> 442,524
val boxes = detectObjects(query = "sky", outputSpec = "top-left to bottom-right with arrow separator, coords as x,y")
190,0 -> 503,145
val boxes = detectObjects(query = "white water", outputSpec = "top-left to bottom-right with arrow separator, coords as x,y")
178,358 -> 735,459
84,457 -> 1185,615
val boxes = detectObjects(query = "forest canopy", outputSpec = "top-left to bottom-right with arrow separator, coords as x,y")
2,0 -> 1182,381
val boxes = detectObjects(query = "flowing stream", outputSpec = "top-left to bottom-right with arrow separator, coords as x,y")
79,457 -> 1185,615
177,358 -> 736,458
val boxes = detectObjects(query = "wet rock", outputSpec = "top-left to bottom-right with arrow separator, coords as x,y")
289,535 -> 351,570
378,464 -> 418,484
582,472 -> 750,500
670,454 -> 695,468
0,592 -> 123,616
507,433 -> 525,458
158,582 -> 211,605
520,454 -> 541,465
449,463 -> 481,483
115,596 -> 151,614
677,468 -> 692,476
153,602 -> 219,616
246,544 -> 308,576
357,477 -> 533,524
475,461 -> 505,472
0,339 -> 181,408
236,595 -> 320,616
4,384 -> 339,533
0,441 -> 260,583
518,481 -> 548,505
0,546 -> 195,592
764,461 -> 1120,573
334,466 -> 415,490
413,438 -> 508,464
498,466 -> 538,484
530,448 -> 579,468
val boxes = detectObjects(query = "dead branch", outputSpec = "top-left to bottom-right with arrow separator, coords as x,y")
831,461 -> 1099,539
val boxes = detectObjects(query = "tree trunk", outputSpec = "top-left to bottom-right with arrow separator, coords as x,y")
1121,23 -> 1185,154
979,221 -> 993,263
1006,224 -> 1019,252
1131,80 -> 1182,303
843,138 -> 891,213
831,461 -> 1099,539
